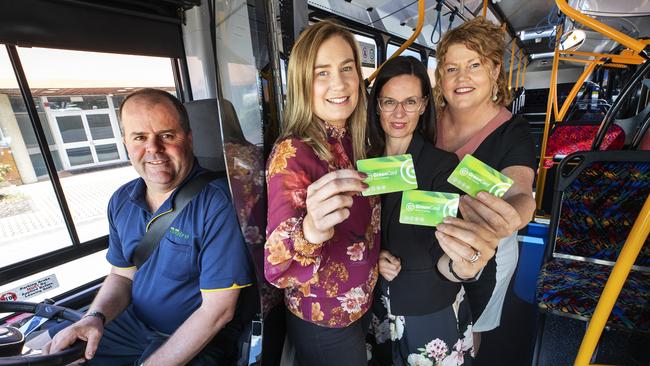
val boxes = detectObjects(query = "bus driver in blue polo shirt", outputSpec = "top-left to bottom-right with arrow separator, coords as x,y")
44,88 -> 253,365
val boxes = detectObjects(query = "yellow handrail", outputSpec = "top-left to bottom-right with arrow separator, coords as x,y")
574,194 -> 650,366
557,60 -> 598,121
522,60 -> 528,88
555,0 -> 648,55
561,50 -> 645,65
515,49 -> 523,90
482,0 -> 488,18
367,0 -> 425,82
508,41 -> 516,91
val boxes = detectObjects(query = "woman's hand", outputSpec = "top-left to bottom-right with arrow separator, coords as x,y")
458,192 -> 521,239
378,250 -> 402,281
458,165 -> 536,238
435,216 -> 499,280
303,169 -> 367,244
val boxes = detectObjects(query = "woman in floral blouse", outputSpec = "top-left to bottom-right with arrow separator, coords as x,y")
264,20 -> 380,365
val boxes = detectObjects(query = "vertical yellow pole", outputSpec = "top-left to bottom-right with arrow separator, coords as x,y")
534,24 -> 563,211
574,194 -> 650,366
515,49 -> 523,90
508,41 -> 516,91
483,0 -> 488,17
522,60 -> 528,89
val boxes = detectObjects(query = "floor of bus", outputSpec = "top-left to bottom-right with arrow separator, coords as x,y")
475,246 -> 650,366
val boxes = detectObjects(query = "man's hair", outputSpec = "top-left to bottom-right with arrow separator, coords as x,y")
280,19 -> 368,161
433,17 -> 512,114
118,88 -> 190,134
367,56 -> 436,157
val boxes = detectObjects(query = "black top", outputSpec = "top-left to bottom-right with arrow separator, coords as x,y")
379,115 -> 536,318
379,132 -> 462,315
462,114 -> 537,321
472,115 -> 537,171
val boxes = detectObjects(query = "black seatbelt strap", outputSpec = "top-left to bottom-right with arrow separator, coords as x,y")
132,171 -> 223,269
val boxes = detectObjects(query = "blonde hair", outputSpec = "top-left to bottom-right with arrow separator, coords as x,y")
433,17 -> 511,114
281,20 -> 368,161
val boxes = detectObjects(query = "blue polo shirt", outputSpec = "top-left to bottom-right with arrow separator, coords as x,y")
106,162 -> 253,334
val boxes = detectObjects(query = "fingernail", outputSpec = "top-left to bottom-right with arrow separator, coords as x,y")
361,182 -> 369,189
443,217 -> 453,224
358,172 -> 368,178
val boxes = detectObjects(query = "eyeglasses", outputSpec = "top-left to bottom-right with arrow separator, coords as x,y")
377,96 -> 427,113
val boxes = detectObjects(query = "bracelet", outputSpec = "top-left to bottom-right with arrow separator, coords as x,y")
83,311 -> 106,325
448,259 -> 478,283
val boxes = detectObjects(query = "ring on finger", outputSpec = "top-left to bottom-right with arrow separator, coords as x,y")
467,251 -> 481,264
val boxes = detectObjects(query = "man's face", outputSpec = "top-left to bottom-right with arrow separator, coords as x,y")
121,98 -> 194,194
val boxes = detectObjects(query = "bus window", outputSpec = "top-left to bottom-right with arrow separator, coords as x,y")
0,46 -> 175,267
428,56 -> 437,87
353,34 -> 377,81
0,47 -> 72,268
387,43 -> 421,61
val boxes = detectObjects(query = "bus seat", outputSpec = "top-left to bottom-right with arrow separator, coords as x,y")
614,102 -> 650,146
184,98 -> 262,364
640,127 -> 650,150
184,99 -> 226,173
542,122 -> 625,168
535,150 -> 650,334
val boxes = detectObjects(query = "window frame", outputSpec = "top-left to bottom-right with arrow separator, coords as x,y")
0,44 -> 187,286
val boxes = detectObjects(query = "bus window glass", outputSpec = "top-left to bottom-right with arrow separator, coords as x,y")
1,47 -> 175,268
213,0 -> 284,317
353,34 -> 377,81
0,46 -> 72,268
387,43 -> 421,61
428,56 -> 437,87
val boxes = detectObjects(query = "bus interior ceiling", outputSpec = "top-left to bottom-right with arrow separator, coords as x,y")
0,0 -> 649,365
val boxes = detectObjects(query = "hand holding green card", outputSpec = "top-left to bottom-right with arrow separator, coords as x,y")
447,154 -> 513,198
399,190 -> 460,227
356,154 -> 418,196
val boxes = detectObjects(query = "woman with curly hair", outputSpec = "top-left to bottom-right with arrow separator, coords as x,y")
433,17 -> 537,353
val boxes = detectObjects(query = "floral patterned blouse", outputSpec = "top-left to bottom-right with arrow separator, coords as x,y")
265,123 -> 381,328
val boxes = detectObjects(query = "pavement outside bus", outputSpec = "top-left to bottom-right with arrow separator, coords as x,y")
0,165 -> 139,267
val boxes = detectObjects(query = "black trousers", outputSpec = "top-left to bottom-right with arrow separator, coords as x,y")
49,306 -> 236,366
286,310 -> 371,366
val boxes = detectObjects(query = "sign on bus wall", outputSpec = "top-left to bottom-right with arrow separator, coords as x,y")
0,274 -> 59,301
358,40 -> 376,68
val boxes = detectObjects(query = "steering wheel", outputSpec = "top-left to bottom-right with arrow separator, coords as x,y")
0,301 -> 86,366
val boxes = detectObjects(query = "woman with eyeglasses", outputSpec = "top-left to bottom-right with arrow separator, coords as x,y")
367,56 -> 499,366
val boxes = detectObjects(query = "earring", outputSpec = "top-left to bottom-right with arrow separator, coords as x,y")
440,99 -> 446,107
492,84 -> 498,102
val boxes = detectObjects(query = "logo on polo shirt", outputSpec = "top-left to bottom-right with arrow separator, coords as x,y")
169,226 -> 190,240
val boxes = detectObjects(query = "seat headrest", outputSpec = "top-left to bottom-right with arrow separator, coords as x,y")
184,99 -> 225,173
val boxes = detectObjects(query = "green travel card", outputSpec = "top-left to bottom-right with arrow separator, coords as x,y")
447,154 -> 513,198
356,154 -> 418,196
399,190 -> 459,227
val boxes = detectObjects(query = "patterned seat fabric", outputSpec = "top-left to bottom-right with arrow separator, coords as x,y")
536,159 -> 650,331
537,258 -> 650,332
543,124 -> 625,168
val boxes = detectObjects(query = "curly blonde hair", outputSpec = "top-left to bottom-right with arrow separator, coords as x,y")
433,17 -> 511,113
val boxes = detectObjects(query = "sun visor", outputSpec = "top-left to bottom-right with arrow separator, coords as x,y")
0,0 -> 184,58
